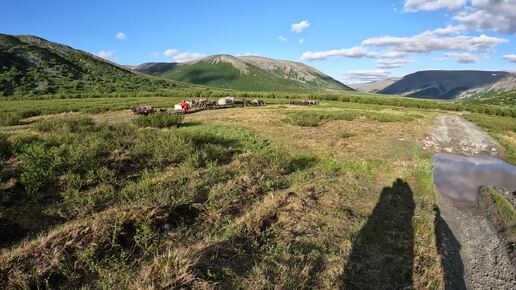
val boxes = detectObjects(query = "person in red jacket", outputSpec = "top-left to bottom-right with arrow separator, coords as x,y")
180,100 -> 189,114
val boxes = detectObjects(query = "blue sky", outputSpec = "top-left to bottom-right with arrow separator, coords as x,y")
1,0 -> 515,83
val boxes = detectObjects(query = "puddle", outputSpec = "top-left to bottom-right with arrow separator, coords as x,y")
432,153 -> 516,203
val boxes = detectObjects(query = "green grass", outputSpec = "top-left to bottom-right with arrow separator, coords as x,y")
487,187 -> 516,226
464,113 -> 516,163
283,109 -> 421,127
133,113 -> 184,128
1,85 -> 515,128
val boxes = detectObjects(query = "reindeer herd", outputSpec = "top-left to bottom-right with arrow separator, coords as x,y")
132,97 -> 267,115
288,99 -> 320,106
132,97 -> 321,115
192,97 -> 266,109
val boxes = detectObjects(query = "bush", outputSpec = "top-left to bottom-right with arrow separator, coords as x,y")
56,137 -> 109,175
283,112 -> 324,127
18,143 -> 61,196
133,113 -> 183,128
10,134 -> 45,154
129,130 -> 192,168
34,115 -> 96,133
0,133 -> 11,160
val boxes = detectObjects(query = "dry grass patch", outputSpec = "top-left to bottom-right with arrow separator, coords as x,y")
187,107 -> 434,161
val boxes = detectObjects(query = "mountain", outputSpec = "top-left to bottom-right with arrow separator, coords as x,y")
379,70 -> 516,100
466,90 -> 516,106
135,55 -> 352,92
0,34 -> 186,96
457,74 -> 516,99
351,78 -> 401,93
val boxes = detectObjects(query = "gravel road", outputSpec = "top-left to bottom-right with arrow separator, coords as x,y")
423,115 -> 504,156
428,115 -> 515,289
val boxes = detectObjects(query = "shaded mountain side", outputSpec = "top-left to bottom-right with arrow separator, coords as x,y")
0,34 -> 187,97
380,70 -> 514,100
135,54 -> 352,92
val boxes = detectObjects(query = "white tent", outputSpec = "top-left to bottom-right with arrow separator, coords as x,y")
218,96 -> 234,106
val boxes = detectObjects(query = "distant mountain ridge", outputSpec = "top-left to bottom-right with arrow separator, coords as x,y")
0,34 -> 186,96
379,70 -> 516,100
351,78 -> 401,93
135,54 -> 352,92
3,33 -> 513,99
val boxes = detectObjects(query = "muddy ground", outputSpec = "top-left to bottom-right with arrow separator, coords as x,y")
429,115 -> 515,289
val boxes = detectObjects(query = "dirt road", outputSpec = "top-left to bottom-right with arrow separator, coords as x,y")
428,115 -> 515,289
423,115 -> 504,157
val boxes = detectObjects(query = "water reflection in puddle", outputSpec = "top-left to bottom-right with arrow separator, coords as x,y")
433,153 -> 516,203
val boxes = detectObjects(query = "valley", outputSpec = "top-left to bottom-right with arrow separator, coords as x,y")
0,24 -> 515,290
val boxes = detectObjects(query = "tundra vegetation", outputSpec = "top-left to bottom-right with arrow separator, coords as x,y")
0,93 -> 514,289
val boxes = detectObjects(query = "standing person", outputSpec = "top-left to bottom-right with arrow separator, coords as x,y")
180,100 -> 189,114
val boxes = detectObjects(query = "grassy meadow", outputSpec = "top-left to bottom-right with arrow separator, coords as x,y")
0,94 -> 514,289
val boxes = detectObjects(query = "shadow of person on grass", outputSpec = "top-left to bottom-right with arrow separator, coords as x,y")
434,206 -> 466,290
342,178 -> 415,290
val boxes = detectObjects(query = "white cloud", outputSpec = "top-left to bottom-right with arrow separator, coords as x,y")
298,38 -> 305,44
291,20 -> 310,33
341,69 -> 392,83
164,49 -> 204,62
429,24 -> 465,35
503,54 -> 516,63
379,51 -> 407,59
441,52 -> 479,63
96,50 -> 114,60
404,0 -> 466,12
278,35 -> 288,42
300,22 -> 507,67
376,58 -> 413,69
301,46 -> 376,61
115,32 -> 127,40
454,0 -> 516,34
150,51 -> 160,57
164,49 -> 179,57
362,31 -> 507,53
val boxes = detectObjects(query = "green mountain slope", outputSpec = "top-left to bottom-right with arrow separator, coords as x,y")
0,34 -> 187,97
466,90 -> 516,106
135,55 -> 352,92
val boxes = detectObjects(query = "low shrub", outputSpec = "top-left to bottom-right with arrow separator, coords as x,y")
129,129 -> 192,168
10,134 -> 45,154
0,133 -> 11,160
133,113 -> 183,128
283,112 -> 325,127
18,142 -> 61,196
34,115 -> 96,133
